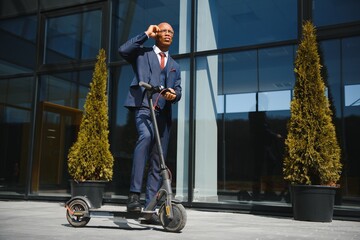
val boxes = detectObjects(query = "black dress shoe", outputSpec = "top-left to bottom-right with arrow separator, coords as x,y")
140,214 -> 161,225
127,193 -> 142,212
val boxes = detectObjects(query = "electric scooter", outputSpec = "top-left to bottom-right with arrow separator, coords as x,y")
65,81 -> 187,233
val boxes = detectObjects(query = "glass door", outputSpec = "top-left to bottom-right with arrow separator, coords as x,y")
32,102 -> 82,195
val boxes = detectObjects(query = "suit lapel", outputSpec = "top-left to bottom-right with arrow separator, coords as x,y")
166,57 -> 174,79
148,50 -> 161,77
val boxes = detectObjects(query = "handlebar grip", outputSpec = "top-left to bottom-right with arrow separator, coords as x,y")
139,81 -> 152,90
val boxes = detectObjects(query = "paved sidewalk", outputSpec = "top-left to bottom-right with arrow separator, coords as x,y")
0,200 -> 359,240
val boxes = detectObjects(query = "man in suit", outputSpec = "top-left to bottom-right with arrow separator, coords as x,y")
119,22 -> 182,212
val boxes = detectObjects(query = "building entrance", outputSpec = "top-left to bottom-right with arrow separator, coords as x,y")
31,102 -> 82,194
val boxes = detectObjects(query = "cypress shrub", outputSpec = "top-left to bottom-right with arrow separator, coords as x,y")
283,21 -> 342,186
67,49 -> 114,181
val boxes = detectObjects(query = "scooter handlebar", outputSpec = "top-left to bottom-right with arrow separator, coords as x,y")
139,81 -> 165,93
139,81 -> 152,90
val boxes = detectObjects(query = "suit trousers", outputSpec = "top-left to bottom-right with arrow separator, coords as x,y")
129,107 -> 171,207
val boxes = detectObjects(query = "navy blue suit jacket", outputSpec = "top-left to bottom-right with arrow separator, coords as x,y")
119,32 -> 182,111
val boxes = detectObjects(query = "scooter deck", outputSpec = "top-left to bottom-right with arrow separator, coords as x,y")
89,207 -> 156,220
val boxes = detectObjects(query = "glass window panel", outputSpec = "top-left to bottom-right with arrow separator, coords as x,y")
217,95 -> 224,114
79,69 -> 93,86
173,58 -> 190,201
0,77 -> 34,195
42,76 -> 77,107
343,37 -> 360,111
194,55 -> 219,201
226,93 -> 256,113
40,70 -> 91,108
0,15 -> 37,75
259,46 -> 295,92
313,0 -> 360,27
258,90 -> 291,111
39,0 -> 99,11
0,0 -> 37,17
197,0 -> 297,51
345,85 -> 360,107
44,10 -> 101,64
319,40 -> 341,117
342,37 -> 360,199
5,78 -> 34,109
112,0 -> 191,61
222,51 -> 258,94
219,112 -> 253,198
0,77 -> 34,116
343,37 -> 360,86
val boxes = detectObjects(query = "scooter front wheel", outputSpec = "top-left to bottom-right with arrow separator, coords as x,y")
159,203 -> 187,232
66,198 -> 91,227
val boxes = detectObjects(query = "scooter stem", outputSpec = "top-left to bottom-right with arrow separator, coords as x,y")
146,90 -> 167,170
141,82 -> 174,218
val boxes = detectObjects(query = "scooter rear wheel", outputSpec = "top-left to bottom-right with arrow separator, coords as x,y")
66,199 -> 91,227
159,203 -> 187,232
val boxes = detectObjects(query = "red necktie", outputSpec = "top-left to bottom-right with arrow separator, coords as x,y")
159,52 -> 165,69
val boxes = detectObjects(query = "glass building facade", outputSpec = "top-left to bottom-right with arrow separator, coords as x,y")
1,0 -> 360,218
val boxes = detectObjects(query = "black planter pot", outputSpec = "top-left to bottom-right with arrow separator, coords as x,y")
70,180 -> 107,208
290,184 -> 337,222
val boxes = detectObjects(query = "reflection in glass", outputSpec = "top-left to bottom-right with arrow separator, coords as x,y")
111,0 -> 190,61
222,51 -> 257,94
40,71 -> 91,108
42,76 -> 77,107
34,71 -> 88,195
249,110 -> 285,201
259,46 -> 295,92
175,58 -> 190,202
343,37 -> 360,200
45,10 -> 101,64
343,37 -> 360,86
195,55 -> 219,202
345,85 -> 360,107
197,0 -> 297,51
319,40 -> 341,118
0,77 -> 34,194
0,15 -> 37,75
40,0 -> 99,11
226,93 -> 256,113
214,45 -> 292,203
258,91 -> 290,111
217,95 -> 225,114
35,106 -> 80,194
313,0 -> 360,27
0,0 -> 37,17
